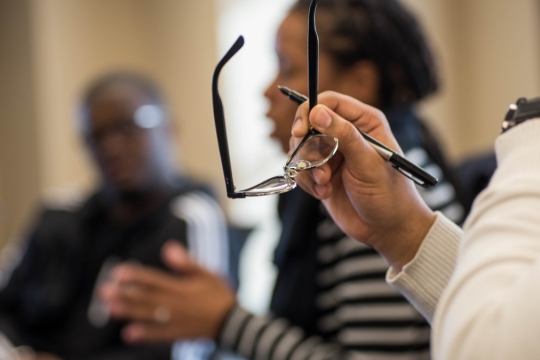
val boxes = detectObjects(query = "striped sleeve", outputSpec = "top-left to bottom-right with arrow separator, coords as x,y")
218,306 -> 428,360
169,190 -> 230,359
218,306 -> 342,360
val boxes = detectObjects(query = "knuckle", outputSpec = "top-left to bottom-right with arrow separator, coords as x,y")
337,121 -> 361,149
296,101 -> 310,116
318,91 -> 340,106
372,108 -> 385,120
369,107 -> 390,129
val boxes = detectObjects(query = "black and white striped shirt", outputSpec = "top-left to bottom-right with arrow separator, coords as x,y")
217,147 -> 462,360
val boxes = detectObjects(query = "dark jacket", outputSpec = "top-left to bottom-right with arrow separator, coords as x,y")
0,181 -> 219,360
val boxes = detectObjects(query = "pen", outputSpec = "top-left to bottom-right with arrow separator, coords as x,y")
278,85 -> 438,188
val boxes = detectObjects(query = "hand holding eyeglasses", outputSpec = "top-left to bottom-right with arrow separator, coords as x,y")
292,91 -> 437,272
212,0 -> 435,198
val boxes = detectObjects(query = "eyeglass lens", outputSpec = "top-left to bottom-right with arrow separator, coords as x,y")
287,134 -> 338,171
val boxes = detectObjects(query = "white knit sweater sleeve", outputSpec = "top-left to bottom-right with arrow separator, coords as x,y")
432,119 -> 540,359
386,212 -> 462,324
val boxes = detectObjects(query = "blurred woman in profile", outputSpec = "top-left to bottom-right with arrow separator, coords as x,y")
101,1 -> 464,359
259,0 -> 463,357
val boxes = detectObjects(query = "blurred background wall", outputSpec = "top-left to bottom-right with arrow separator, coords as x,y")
402,0 -> 540,159
0,0 -> 539,311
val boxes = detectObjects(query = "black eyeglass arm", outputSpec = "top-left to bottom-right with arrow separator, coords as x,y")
212,36 -> 246,199
308,0 -> 320,112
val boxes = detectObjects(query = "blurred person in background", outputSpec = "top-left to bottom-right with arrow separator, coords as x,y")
100,0 -> 467,359
0,73 -> 230,360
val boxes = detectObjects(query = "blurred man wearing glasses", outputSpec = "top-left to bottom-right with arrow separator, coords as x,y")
0,73 -> 229,360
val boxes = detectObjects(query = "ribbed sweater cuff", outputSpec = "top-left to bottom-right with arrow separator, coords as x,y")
387,212 -> 462,324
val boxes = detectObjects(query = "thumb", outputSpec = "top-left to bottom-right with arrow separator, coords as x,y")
161,240 -> 201,275
308,105 -> 373,164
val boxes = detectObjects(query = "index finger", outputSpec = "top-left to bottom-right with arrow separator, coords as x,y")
111,264 -> 181,291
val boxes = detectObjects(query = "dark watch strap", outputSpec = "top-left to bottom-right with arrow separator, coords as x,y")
502,97 -> 540,133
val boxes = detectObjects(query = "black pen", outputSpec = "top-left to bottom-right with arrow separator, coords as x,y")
278,85 -> 438,188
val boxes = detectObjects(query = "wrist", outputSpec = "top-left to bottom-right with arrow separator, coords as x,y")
212,296 -> 237,341
374,203 -> 436,273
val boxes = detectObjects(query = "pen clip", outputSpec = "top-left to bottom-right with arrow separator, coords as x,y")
359,130 -> 438,188
393,165 -> 428,187
389,154 -> 438,189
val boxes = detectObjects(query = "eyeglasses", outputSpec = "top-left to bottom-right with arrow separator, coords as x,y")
85,105 -> 165,147
211,0 -> 338,199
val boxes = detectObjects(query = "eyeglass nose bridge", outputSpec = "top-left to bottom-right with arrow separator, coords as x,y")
285,167 -> 298,179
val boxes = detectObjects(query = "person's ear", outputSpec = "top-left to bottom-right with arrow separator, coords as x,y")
337,60 -> 380,107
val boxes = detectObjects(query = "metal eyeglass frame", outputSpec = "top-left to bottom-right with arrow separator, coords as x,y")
211,0 -> 337,199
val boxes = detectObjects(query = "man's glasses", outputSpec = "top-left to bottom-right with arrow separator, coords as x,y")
86,105 -> 165,147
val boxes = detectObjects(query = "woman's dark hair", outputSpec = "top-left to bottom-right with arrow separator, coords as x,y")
292,0 -> 438,108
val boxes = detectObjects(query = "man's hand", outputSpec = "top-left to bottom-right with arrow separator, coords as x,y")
291,91 -> 436,272
99,241 -> 236,343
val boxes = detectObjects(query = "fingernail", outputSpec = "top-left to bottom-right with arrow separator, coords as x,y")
99,285 -> 112,299
111,266 -> 125,280
312,107 -> 331,129
166,243 -> 186,263
122,325 -> 142,343
291,117 -> 303,134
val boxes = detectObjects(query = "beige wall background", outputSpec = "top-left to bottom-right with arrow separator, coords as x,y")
0,1 -> 41,246
403,0 -> 540,159
0,0 -> 539,247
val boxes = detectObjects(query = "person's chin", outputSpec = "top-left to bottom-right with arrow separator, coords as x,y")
107,177 -> 142,196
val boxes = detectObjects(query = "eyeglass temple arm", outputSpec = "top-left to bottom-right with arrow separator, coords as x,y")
212,36 -> 246,199
308,0 -> 320,113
